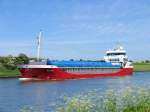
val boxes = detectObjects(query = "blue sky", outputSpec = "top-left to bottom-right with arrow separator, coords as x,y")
0,0 -> 150,60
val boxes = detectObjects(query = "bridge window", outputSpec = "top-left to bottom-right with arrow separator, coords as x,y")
110,59 -> 119,61
107,53 -> 126,56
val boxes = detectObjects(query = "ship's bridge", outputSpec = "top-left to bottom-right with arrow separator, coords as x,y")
106,51 -> 126,56
104,46 -> 128,65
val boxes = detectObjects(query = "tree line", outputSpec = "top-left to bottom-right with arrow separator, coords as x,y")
1,53 -> 150,70
0,53 -> 29,70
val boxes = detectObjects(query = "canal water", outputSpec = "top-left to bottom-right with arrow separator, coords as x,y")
0,72 -> 150,112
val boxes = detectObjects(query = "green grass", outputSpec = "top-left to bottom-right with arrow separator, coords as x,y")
0,64 -> 20,77
133,63 -> 150,72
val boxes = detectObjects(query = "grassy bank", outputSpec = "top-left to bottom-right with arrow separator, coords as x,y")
0,65 -> 20,78
133,63 -> 150,72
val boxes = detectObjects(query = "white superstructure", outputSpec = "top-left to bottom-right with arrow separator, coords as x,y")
104,46 -> 131,67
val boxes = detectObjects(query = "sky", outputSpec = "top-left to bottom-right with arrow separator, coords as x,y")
0,0 -> 150,60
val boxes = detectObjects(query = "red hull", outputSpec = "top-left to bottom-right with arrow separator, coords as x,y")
19,67 -> 133,80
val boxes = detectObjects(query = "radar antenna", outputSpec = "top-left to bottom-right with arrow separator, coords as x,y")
116,41 -> 123,50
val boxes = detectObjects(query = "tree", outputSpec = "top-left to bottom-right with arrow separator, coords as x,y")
70,59 -> 74,61
0,54 -> 29,70
79,59 -> 84,61
15,53 -> 29,64
145,60 -> 150,63
3,55 -> 16,70
0,56 -> 5,63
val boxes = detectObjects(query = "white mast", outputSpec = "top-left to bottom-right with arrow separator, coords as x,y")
37,30 -> 42,62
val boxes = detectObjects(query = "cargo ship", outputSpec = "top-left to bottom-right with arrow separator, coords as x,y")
18,32 -> 133,81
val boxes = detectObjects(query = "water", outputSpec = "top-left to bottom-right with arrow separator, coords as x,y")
0,72 -> 150,112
